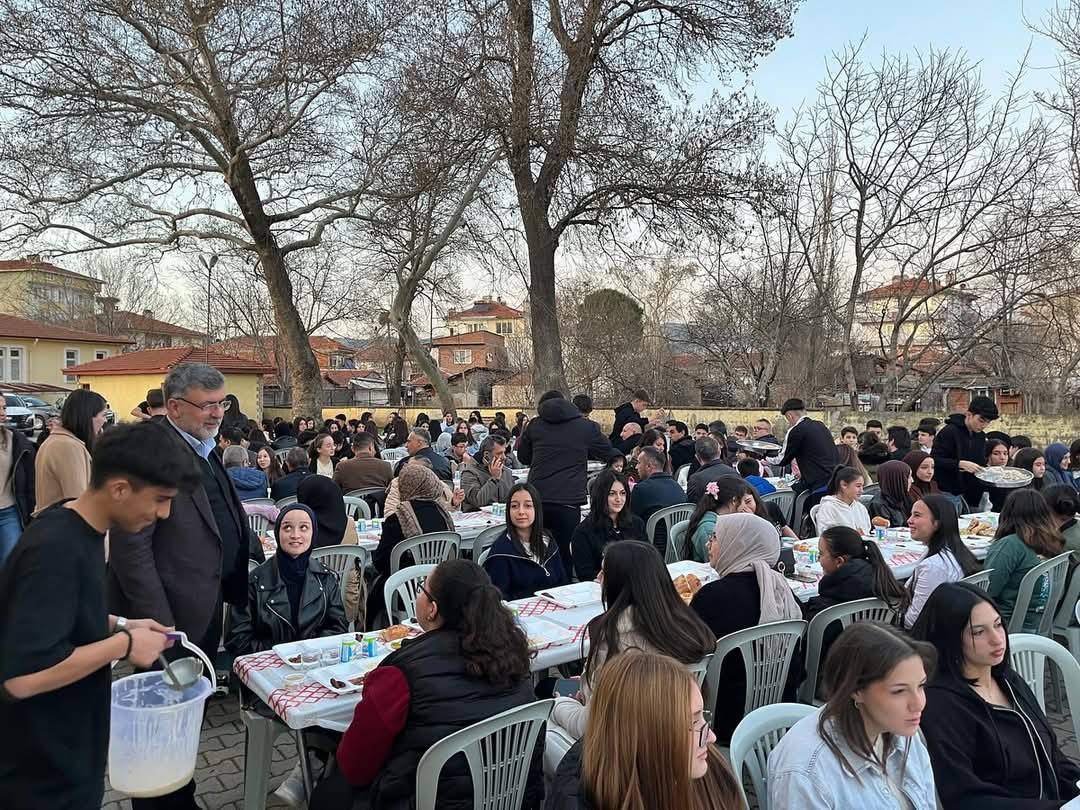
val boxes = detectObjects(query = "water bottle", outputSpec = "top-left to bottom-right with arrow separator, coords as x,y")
1039,573 -> 1050,607
977,492 -> 991,514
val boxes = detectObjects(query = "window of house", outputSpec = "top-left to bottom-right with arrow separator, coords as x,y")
95,350 -> 108,360
468,323 -> 480,332
8,348 -> 22,382
453,349 -> 472,365
64,348 -> 79,383
496,321 -> 513,335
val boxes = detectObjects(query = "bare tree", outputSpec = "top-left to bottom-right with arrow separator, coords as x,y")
457,0 -> 794,392
0,0 -> 409,414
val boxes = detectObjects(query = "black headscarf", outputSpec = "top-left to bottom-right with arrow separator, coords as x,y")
297,475 -> 348,548
274,503 -> 317,629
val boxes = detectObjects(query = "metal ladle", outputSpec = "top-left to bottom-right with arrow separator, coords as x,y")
158,631 -> 217,691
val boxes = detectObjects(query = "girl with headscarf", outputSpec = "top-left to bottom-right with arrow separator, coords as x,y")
1043,442 -> 1074,489
297,475 -> 366,627
866,459 -> 914,527
369,465 -> 456,626
903,450 -> 939,503
689,513 -> 803,743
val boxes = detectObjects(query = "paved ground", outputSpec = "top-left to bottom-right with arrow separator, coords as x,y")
100,671 -> 1080,809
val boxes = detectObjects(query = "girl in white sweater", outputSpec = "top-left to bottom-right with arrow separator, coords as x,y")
814,466 -> 872,535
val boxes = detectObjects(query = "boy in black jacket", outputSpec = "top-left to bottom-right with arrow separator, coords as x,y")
931,395 -> 998,511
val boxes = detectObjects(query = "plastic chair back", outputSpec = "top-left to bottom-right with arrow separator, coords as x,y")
311,545 -> 370,586
384,564 -> 437,624
675,464 -> 691,489
762,490 -> 795,525
1053,561 -> 1080,630
381,447 -> 409,463
729,702 -> 816,810
472,526 -> 505,562
273,448 -> 291,465
668,520 -> 691,564
704,620 -> 806,721
799,598 -> 896,704
390,531 -> 460,575
686,653 -> 713,688
1009,632 -> 1080,744
1009,552 -> 1071,635
342,496 -> 371,521
345,487 -> 388,518
414,700 -> 554,810
959,568 -> 993,592
247,513 -> 270,537
244,498 -> 276,508
791,490 -> 811,537
645,504 -> 694,563
808,504 -> 821,535
275,495 -> 297,508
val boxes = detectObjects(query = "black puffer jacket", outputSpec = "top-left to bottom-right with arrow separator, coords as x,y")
932,412 -> 988,506
545,741 -> 595,810
518,397 -> 618,506
224,555 -> 347,655
867,493 -> 910,527
8,429 -> 35,527
803,557 -> 876,619
370,629 -> 543,810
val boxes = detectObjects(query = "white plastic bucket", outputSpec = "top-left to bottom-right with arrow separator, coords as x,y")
107,672 -> 212,797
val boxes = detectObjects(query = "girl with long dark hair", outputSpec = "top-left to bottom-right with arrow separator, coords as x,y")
570,470 -> 646,581
904,494 -> 981,628
550,541 -> 714,740
307,432 -> 336,477
985,488 -> 1064,632
251,442 -> 284,485
911,583 -> 1080,808
684,476 -> 756,562
768,623 -> 939,809
483,483 -> 567,601
314,560 -> 541,810
1012,447 -> 1047,492
805,526 -> 909,619
815,466 -> 871,535
34,388 -> 107,512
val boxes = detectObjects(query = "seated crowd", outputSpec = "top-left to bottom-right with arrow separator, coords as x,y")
8,379 -> 1080,810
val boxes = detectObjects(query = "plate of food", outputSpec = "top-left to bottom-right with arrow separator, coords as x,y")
964,518 -> 996,537
975,467 -> 1033,488
518,616 -> 575,651
672,573 -> 706,604
737,439 -> 782,453
378,624 -> 420,644
311,655 -> 389,695
272,636 -> 350,669
536,581 -> 603,608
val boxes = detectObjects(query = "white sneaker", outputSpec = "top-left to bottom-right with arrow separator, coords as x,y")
272,761 -> 306,808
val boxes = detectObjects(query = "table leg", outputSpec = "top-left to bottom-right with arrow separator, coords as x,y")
296,729 -> 313,799
241,708 -> 286,810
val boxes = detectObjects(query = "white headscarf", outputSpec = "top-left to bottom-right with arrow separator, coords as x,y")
711,513 -> 802,623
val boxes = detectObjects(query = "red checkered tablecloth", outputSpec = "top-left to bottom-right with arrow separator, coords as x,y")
515,597 -> 566,618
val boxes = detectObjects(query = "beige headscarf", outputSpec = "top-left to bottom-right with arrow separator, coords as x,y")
710,513 -> 802,623
396,464 -> 454,539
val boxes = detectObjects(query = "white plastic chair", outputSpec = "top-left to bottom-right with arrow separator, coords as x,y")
390,531 -> 460,575
791,489 -> 811,538
311,545 -> 370,585
345,487 -> 387,518
1008,552 -> 1071,636
471,525 -> 504,562
959,568 -> 993,591
762,490 -> 795,525
381,447 -> 409,463
703,620 -> 806,723
729,702 -> 816,810
668,520 -> 691,564
245,497 -> 276,508
273,448 -> 291,465
808,504 -> 821,534
799,598 -> 896,704
645,504 -> 694,564
384,564 -> 437,624
686,653 -> 713,688
247,513 -> 270,537
342,496 -> 371,521
275,495 -> 297,508
414,699 -> 554,810
1009,632 -> 1080,745
1052,567 -> 1080,670
675,464 -> 691,490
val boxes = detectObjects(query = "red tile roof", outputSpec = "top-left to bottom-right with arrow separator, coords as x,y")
64,346 -> 275,376
0,313 -> 132,344
863,277 -> 939,299
0,256 -> 102,286
447,299 -> 523,320
431,330 -> 505,347
69,310 -> 205,338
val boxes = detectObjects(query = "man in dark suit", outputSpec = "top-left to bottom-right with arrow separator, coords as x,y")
271,447 -> 312,501
107,363 -> 260,810
630,446 -> 687,556
767,398 -> 838,497
686,437 -> 738,504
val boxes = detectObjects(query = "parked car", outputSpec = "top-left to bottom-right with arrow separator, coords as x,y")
2,393 -> 35,436
16,394 -> 60,432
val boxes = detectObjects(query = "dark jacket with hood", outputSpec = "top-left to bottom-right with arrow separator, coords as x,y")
857,441 -> 892,480
224,554 -> 347,655
482,529 -> 568,601
802,557 -> 877,619
668,436 -> 696,472
570,514 -> 646,582
518,397 -> 617,506
545,741 -> 593,810
6,428 -> 35,527
932,413 -> 989,506
608,402 -> 647,444
227,467 -> 269,502
921,667 -> 1080,809
867,493 -> 910,527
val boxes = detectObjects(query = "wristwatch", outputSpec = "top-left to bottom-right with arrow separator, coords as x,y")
114,616 -> 129,632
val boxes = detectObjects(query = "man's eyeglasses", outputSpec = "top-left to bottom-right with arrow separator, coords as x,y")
174,397 -> 232,414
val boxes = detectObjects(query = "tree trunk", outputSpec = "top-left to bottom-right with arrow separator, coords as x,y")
388,336 -> 406,405
522,212 -> 568,396
389,292 -> 457,416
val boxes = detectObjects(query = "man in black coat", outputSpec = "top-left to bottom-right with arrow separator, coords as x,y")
766,398 -> 837,496
665,420 -> 697,472
270,448 -> 311,501
630,447 -> 688,556
608,389 -> 650,444
392,428 -> 451,481
931,395 -> 998,510
686,437 -> 738,505
518,390 -> 619,567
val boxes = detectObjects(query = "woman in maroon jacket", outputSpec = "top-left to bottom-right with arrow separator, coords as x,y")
309,559 -> 541,810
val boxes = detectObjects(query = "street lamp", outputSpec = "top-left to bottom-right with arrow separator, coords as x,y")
198,254 -> 219,348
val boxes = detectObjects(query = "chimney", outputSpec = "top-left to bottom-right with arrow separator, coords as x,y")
142,309 -> 154,320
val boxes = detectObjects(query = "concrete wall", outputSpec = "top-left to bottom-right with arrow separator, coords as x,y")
75,372 -> 263,423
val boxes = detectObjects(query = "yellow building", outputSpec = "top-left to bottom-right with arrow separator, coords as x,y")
446,298 -> 526,338
0,255 -> 103,321
857,276 -> 974,350
0,313 -> 131,389
64,346 -> 274,422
